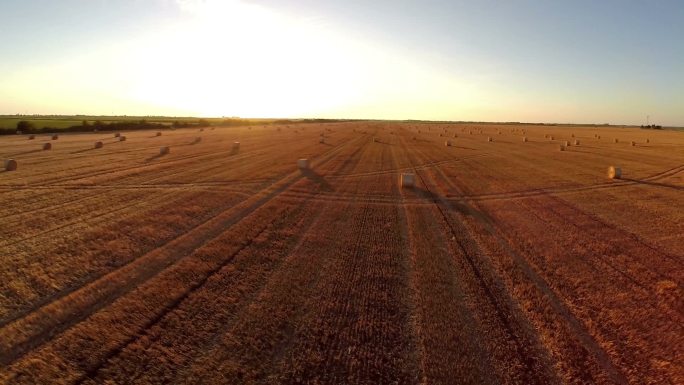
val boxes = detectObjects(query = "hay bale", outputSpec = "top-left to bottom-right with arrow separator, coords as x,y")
522,137 -> 527,142
319,138 -> 325,144
297,159 -> 310,169
400,173 -> 415,188
608,166 -> 622,179
646,138 -> 650,143
232,141 -> 240,150
445,141 -> 451,147
160,146 -> 170,155
156,132 -> 162,136
4,159 -> 17,171
487,137 -> 493,142
574,139 -> 580,145
559,144 -> 566,151
199,128 -> 204,132
119,136 -> 127,141
43,143 -> 52,150
28,135 -> 35,140
51,134 -> 59,140
114,132 -> 121,138
550,136 -> 554,140
563,140 -> 570,147
571,133 -> 575,137
631,141 -> 636,146
373,137 -> 379,142
597,135 -> 601,139
194,137 -> 201,143
94,141 -> 103,149
453,134 -> 457,138
614,138 -> 618,143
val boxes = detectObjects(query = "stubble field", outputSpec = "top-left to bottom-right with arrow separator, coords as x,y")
0,122 -> 682,385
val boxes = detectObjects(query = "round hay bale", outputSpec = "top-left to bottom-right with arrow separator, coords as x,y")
194,137 -> 201,143
563,140 -> 570,147
646,138 -> 650,143
453,134 -> 457,138
43,143 -> 52,150
28,135 -> 35,140
487,137 -> 492,142
571,133 -> 575,137
51,134 -> 59,140
574,139 -> 580,145
160,146 -> 170,155
319,138 -> 325,143
119,136 -> 127,141
373,137 -> 379,142
94,141 -> 103,149
522,137 -> 527,142
550,136 -> 554,140
297,158 -> 310,169
608,166 -> 621,179
631,141 -> 636,146
559,144 -> 566,151
445,141 -> 451,147
156,132 -> 162,137
400,173 -> 415,188
232,141 -> 240,149
4,159 -> 18,171
614,138 -> 618,143
199,128 -> 204,132
114,132 -> 121,138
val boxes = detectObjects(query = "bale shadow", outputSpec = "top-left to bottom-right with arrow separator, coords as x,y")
145,153 -> 168,162
8,149 -> 42,157
229,148 -> 240,156
71,147 -> 97,155
300,168 -> 334,191
621,177 -> 683,191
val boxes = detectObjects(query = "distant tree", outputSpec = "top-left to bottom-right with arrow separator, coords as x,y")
198,119 -> 210,127
82,120 -> 90,127
17,120 -> 35,132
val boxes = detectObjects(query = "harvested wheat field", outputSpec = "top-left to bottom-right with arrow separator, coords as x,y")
0,122 -> 682,385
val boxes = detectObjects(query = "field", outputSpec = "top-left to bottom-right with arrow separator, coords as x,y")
0,122 -> 682,384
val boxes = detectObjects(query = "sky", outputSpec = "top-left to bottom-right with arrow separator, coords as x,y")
0,0 -> 682,125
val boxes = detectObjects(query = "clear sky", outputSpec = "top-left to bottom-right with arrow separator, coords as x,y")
1,0 -> 682,125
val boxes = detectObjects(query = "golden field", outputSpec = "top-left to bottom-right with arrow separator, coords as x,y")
0,122 -> 682,385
